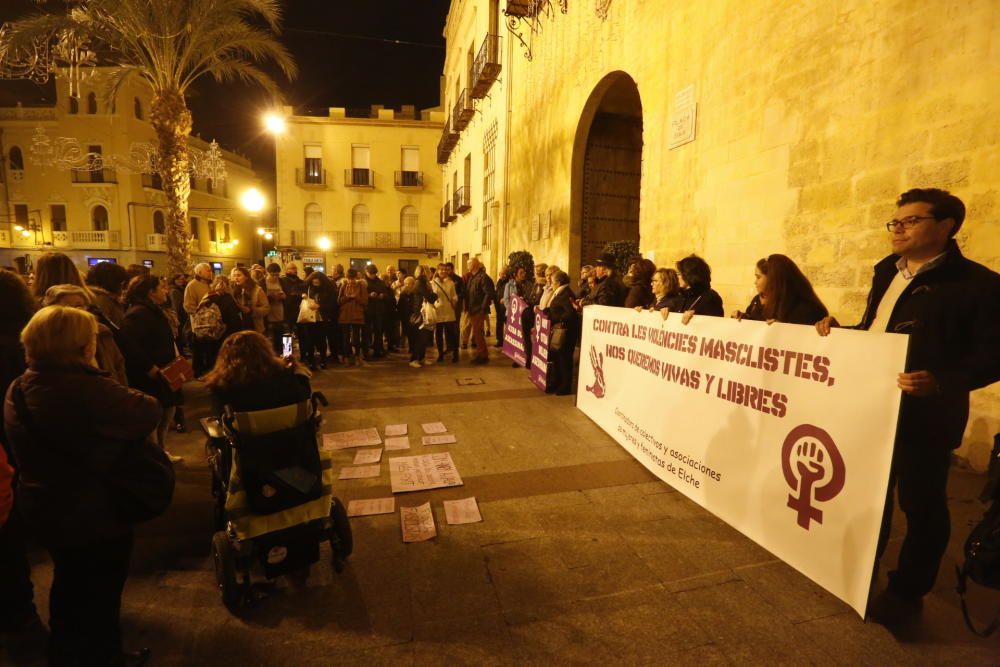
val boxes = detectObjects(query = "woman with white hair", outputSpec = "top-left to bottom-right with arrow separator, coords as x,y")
4,306 -> 163,667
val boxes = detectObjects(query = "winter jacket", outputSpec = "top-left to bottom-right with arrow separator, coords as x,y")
365,275 -> 393,317
591,274 -> 628,307
234,283 -> 269,333
211,368 -> 312,416
280,274 -> 305,325
431,277 -> 459,323
3,363 -> 161,547
465,270 -> 495,316
544,285 -> 580,344
183,276 -> 211,316
680,284 -> 724,317
120,300 -> 178,405
337,280 -> 369,325
858,240 -> 1000,449
89,286 -> 127,327
625,282 -> 654,309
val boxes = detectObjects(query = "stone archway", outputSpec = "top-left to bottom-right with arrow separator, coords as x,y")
570,72 -> 643,278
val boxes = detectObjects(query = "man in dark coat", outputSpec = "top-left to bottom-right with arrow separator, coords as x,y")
818,188 -> 1000,611
465,258 -> 496,365
364,264 -> 393,358
590,253 -> 628,307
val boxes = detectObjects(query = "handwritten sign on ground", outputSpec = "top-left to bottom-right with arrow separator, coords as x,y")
400,502 -> 436,542
384,436 -> 411,451
338,465 -> 381,480
444,497 -> 482,525
389,452 -> 464,493
577,305 -> 908,617
421,422 -> 447,434
385,424 -> 408,436
347,498 -> 395,517
323,427 -> 382,450
422,434 -> 457,446
353,449 -> 383,465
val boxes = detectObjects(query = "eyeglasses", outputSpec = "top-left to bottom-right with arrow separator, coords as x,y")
885,216 -> 936,231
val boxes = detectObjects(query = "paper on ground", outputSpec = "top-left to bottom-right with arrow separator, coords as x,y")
401,502 -> 436,542
385,424 -> 408,436
389,452 -> 463,493
353,448 -> 383,465
323,427 -> 382,450
338,464 -> 381,480
384,436 -> 411,451
422,434 -> 457,446
444,497 -> 482,525
347,497 -> 395,517
421,422 -> 447,434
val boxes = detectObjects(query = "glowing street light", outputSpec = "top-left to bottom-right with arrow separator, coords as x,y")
241,187 -> 265,213
317,236 -> 332,251
263,112 -> 286,135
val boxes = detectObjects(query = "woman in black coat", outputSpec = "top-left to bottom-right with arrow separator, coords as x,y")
204,331 -> 312,415
120,275 -> 183,463
624,259 -> 656,309
676,255 -> 724,322
543,271 -> 579,396
4,306 -> 161,667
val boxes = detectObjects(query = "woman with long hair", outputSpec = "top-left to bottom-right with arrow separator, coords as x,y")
204,331 -> 311,413
120,276 -> 183,463
757,254 -> 828,325
302,271 -> 338,370
31,252 -> 89,304
733,258 -> 769,321
675,255 -> 724,324
407,266 -> 437,367
230,266 -> 268,334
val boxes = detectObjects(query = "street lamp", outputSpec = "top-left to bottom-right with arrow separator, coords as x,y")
317,236 -> 332,251
262,111 -> 286,254
263,112 -> 286,135
241,187 -> 265,213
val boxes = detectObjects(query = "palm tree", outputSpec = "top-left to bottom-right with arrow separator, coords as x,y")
1,0 -> 296,275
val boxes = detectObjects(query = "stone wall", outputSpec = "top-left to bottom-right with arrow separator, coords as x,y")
498,0 -> 999,468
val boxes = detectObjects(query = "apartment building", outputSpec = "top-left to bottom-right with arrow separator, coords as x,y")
0,70 -> 259,275
438,0 -> 505,274
272,104 -> 445,276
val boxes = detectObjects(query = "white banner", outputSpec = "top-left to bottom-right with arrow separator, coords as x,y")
577,306 -> 908,616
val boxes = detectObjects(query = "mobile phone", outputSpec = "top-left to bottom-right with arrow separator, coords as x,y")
281,333 -> 294,358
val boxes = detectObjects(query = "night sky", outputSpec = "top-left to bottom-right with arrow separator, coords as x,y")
0,0 -> 450,171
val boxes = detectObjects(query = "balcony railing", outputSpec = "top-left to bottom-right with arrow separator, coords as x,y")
288,230 -> 440,251
453,89 -> 474,131
52,230 -> 122,249
344,168 -> 374,188
471,34 -> 502,99
296,168 -> 327,187
437,116 -> 460,164
141,173 -> 163,190
146,233 -> 167,251
394,171 -> 423,188
71,169 -> 118,184
453,186 -> 472,214
505,0 -> 540,18
441,201 -> 455,226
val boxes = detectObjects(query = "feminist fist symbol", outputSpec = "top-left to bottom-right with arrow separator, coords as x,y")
586,345 -> 606,398
781,425 -> 845,530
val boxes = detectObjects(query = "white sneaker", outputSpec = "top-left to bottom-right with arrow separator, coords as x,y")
166,451 -> 184,463
422,359 -> 434,366
409,361 -> 422,368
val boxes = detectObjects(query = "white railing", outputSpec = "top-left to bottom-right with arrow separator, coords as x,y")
147,233 -> 167,251
52,230 -> 122,249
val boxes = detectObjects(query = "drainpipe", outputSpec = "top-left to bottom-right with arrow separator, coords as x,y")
501,27 -> 514,264
0,130 -> 10,236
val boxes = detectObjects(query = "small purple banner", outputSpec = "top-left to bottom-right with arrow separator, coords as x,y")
502,295 -> 529,367
530,309 -> 551,392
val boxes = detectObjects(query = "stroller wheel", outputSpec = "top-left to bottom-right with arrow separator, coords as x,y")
211,531 -> 246,611
328,497 -> 353,569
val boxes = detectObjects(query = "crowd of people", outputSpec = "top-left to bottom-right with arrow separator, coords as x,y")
0,187 -> 997,662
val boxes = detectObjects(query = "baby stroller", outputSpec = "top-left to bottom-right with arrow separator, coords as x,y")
201,391 -> 352,611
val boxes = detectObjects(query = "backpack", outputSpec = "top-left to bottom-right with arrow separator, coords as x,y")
192,300 -> 226,340
956,433 -> 1000,636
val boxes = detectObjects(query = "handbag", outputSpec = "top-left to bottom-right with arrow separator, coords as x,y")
298,297 -> 318,323
160,355 -> 193,392
550,324 -> 567,351
10,379 -> 175,524
420,299 -> 437,329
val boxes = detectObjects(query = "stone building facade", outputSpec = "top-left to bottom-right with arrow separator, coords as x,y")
439,0 -> 999,468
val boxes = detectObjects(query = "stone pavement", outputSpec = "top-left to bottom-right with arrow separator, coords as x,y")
7,346 -> 1000,665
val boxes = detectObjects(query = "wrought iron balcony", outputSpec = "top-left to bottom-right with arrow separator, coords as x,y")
71,169 -> 117,184
453,89 -> 474,131
505,0 -> 540,18
344,168 -> 374,188
296,168 -> 327,187
437,116 -> 460,164
394,171 -> 423,188
471,34 -> 502,99
453,186 -> 471,214
441,201 -> 455,226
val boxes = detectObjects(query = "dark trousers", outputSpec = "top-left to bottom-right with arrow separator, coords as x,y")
266,320 -> 287,355
435,321 -> 459,359
495,306 -> 506,347
324,321 -> 343,361
47,531 -> 133,667
521,309 -> 536,366
875,442 -> 952,599
550,336 -> 576,394
408,325 -> 431,362
386,312 -> 400,351
301,322 -> 326,362
191,337 -> 217,377
343,323 -> 364,359
0,510 -> 37,630
367,313 -> 385,356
